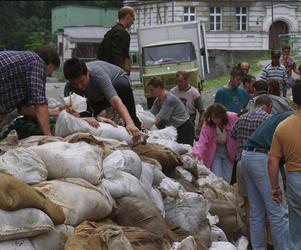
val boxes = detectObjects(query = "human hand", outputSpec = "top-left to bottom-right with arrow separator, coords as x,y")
126,123 -> 141,142
82,117 -> 100,128
271,187 -> 282,204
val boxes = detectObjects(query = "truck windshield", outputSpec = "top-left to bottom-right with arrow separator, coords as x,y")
143,42 -> 196,66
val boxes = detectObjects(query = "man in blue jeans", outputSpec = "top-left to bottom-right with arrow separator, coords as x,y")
241,108 -> 294,249
269,80 -> 301,249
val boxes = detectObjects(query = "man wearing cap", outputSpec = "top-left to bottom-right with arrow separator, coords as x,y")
259,50 -> 288,97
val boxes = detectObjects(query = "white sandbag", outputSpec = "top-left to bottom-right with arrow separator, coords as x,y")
34,178 -> 114,226
140,162 -> 155,192
159,177 -> 182,198
63,93 -> 87,113
150,188 -> 165,217
55,111 -> 133,144
0,208 -> 53,241
210,225 -> 228,242
32,141 -> 103,185
0,238 -> 34,249
135,104 -> 156,129
0,148 -> 47,184
209,241 -> 236,250
164,192 -> 210,235
148,126 -> 177,141
103,150 -> 142,179
176,167 -> 194,183
152,168 -> 166,186
47,97 -> 61,109
101,170 -> 151,201
146,138 -> 188,155
171,236 -> 198,250
30,224 -> 74,250
235,236 -> 249,250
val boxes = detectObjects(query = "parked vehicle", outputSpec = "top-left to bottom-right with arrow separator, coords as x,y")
137,21 -> 209,108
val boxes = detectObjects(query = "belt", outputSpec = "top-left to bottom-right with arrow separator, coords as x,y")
244,146 -> 267,154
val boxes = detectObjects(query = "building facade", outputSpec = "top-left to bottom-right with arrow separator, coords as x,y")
125,0 -> 301,76
52,5 -> 118,61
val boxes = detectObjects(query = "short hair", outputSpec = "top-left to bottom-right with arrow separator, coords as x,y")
267,78 -> 281,96
292,80 -> 301,105
203,103 -> 228,128
118,6 -> 134,20
282,45 -> 290,51
63,58 -> 88,80
176,70 -> 189,80
230,67 -> 243,78
255,94 -> 272,107
242,74 -> 252,85
253,80 -> 268,93
147,76 -> 164,89
37,47 -> 60,67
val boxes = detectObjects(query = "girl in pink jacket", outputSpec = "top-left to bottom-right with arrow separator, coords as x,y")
193,104 -> 238,182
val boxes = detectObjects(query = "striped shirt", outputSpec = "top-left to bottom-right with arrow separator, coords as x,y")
231,107 -> 270,160
259,63 -> 287,89
0,51 -> 47,113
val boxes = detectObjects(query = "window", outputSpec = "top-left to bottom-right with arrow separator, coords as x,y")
184,6 -> 195,22
210,7 -> 222,31
236,7 -> 247,31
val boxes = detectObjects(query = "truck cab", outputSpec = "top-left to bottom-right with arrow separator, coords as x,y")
138,21 -> 209,108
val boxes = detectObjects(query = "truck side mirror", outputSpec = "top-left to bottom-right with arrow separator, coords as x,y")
200,47 -> 206,56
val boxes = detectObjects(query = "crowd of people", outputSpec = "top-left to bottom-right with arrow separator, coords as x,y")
1,4 -> 301,250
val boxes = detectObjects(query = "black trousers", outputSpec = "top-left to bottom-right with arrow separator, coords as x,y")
87,75 -> 141,129
177,119 -> 194,146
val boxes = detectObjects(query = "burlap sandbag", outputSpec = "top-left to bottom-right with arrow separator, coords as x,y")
113,197 -> 166,239
0,173 -> 65,225
209,198 -> 245,241
65,221 -> 133,250
132,143 -> 183,174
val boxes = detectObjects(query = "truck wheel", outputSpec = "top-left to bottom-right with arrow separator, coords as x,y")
147,97 -> 156,109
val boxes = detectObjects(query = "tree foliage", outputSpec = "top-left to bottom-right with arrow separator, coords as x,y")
0,1 -> 122,50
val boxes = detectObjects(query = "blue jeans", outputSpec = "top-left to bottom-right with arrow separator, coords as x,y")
241,150 -> 290,250
287,172 -> 301,248
211,144 -> 233,183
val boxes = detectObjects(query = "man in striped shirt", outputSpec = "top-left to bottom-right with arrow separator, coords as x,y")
0,48 -> 60,136
259,50 -> 288,97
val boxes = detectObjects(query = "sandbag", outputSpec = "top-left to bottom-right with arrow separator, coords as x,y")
135,104 -> 156,129
34,178 -> 114,226
101,170 -> 151,201
171,236 -> 198,250
103,149 -> 142,179
209,241 -> 236,250
159,177 -> 183,198
0,238 -> 34,249
55,111 -> 133,144
65,221 -> 133,250
140,162 -> 155,192
146,138 -> 188,155
0,208 -> 53,241
148,126 -> 177,141
30,224 -> 74,250
209,199 -> 245,242
150,188 -> 165,217
0,173 -> 65,225
113,197 -> 166,238
122,226 -> 164,250
32,141 -> 103,185
0,147 -> 47,184
132,143 -> 183,174
164,192 -> 211,247
152,167 -> 166,187
210,225 -> 228,242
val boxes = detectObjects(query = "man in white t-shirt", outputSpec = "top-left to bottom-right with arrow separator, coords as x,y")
170,71 -> 204,136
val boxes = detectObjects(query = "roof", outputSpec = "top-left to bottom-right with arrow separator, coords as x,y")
143,40 -> 192,48
60,26 -> 110,42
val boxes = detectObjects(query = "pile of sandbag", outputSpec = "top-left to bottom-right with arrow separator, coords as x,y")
0,104 -> 248,249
